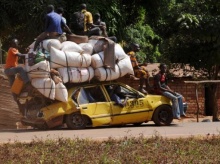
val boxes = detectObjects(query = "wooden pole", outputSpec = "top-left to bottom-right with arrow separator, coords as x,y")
195,84 -> 199,122
0,39 -> 2,64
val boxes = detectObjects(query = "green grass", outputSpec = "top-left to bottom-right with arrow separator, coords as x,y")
1,135 -> 220,163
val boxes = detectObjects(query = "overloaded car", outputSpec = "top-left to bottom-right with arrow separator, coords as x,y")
20,82 -> 174,130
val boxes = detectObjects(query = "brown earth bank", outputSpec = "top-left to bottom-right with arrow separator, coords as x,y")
0,70 -> 20,130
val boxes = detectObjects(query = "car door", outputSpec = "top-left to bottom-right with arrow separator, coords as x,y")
72,85 -> 112,127
104,84 -> 152,125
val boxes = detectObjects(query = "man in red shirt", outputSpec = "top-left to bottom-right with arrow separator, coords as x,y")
4,38 -> 31,97
153,63 -> 188,120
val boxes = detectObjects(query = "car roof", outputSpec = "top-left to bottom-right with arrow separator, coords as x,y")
66,81 -> 146,97
66,81 -> 123,88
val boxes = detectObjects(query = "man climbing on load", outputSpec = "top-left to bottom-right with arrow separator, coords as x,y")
33,4 -> 72,51
127,43 -> 150,94
4,38 -> 32,100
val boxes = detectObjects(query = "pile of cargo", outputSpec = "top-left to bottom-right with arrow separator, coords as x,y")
25,36 -> 134,102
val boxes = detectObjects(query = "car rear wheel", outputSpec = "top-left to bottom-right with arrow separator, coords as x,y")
153,105 -> 173,126
65,113 -> 87,129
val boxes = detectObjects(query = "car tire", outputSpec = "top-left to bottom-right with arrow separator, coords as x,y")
65,113 -> 87,130
153,105 -> 173,126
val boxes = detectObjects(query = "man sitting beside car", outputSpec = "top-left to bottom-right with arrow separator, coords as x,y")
153,63 -> 189,120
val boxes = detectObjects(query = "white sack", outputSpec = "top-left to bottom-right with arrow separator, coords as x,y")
25,54 -> 50,79
88,40 -> 126,59
114,44 -> 127,60
88,39 -> 100,47
28,41 -> 35,49
42,39 -> 61,52
28,48 -> 34,53
58,66 -> 94,83
117,56 -> 134,76
94,56 -> 134,81
79,43 -> 94,55
31,78 -> 55,100
91,44 -> 127,69
55,82 -> 68,102
50,47 -> 91,68
61,41 -> 83,53
91,52 -> 104,69
94,66 -> 120,81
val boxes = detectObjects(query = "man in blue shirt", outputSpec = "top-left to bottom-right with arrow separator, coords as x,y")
33,5 -> 72,51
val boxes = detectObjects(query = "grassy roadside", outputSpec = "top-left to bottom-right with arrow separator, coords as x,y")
0,135 -> 220,163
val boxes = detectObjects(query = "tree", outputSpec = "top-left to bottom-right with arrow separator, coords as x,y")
159,0 -> 220,121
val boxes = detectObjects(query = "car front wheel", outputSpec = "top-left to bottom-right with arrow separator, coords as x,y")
153,105 -> 173,126
65,113 -> 87,129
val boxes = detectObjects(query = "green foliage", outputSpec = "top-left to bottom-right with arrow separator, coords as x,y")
123,7 -> 161,63
158,0 -> 220,80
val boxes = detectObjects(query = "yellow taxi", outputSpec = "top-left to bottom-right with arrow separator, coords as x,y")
28,81 -> 173,130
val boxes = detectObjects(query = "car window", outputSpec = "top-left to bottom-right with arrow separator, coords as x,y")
72,88 -> 89,105
84,86 -> 107,102
105,84 -> 143,99
72,86 -> 107,105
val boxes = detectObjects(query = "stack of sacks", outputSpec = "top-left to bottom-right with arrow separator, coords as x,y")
50,41 -> 94,83
25,54 -> 50,79
25,37 -> 134,101
25,39 -> 68,102
89,39 -> 134,81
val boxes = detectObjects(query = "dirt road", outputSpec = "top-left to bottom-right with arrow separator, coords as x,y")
0,121 -> 219,143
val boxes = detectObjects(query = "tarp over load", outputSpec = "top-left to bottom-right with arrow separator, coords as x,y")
24,37 -> 134,102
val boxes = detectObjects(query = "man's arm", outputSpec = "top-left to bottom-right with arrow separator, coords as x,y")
61,19 -> 72,34
63,24 -> 72,34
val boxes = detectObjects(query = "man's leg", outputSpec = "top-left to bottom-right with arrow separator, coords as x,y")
4,68 -> 17,86
87,27 -> 101,37
33,32 -> 48,51
4,68 -> 19,101
5,67 -> 31,95
175,93 -> 186,116
138,77 -> 147,94
162,91 -> 180,119
107,36 -> 117,43
17,67 -> 29,84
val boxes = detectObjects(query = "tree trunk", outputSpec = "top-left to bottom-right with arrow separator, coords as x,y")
205,84 -> 219,121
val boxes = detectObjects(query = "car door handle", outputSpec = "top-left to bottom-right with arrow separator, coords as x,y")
82,107 -> 87,109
